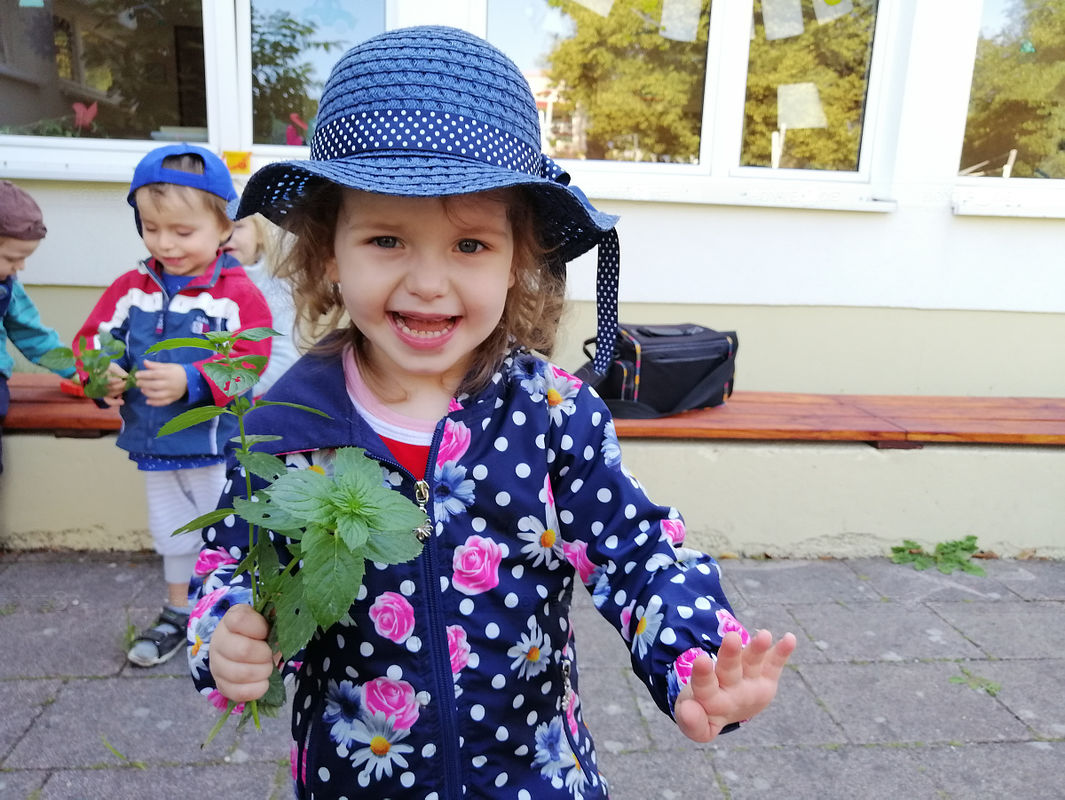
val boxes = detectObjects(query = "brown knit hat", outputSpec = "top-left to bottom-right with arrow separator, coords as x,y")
0,180 -> 47,240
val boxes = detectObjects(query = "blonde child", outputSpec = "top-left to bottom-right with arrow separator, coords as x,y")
75,144 -> 272,666
221,208 -> 300,395
0,181 -> 76,474
189,27 -> 794,798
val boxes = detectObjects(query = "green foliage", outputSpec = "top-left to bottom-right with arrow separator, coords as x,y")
950,666 -> 1001,697
168,329 -> 429,746
890,536 -> 987,576
40,332 -> 136,399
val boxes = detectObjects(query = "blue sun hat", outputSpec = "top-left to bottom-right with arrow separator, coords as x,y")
237,25 -> 621,375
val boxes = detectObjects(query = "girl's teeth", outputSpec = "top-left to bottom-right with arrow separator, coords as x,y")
396,316 -> 453,338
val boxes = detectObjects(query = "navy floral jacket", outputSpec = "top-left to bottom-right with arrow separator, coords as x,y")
188,346 -> 748,799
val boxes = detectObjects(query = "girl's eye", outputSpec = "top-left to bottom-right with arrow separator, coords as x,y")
457,239 -> 483,254
372,236 -> 398,248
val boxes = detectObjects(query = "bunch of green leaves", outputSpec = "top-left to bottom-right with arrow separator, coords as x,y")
40,332 -> 137,398
890,535 -> 986,576
154,328 -> 428,744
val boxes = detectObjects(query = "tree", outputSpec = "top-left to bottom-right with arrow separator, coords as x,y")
545,0 -> 710,162
961,0 -> 1065,178
742,0 -> 877,171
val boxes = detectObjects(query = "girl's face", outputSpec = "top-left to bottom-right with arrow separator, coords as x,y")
0,237 -> 40,279
135,188 -> 232,277
327,189 -> 515,400
222,218 -> 261,266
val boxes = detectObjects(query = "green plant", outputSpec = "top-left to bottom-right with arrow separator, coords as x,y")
40,332 -> 137,398
153,328 -> 429,745
890,535 -> 986,576
950,666 -> 1000,696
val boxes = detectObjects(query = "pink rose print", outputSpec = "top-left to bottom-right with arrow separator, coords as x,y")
194,548 -> 237,577
448,398 -> 464,413
452,535 -> 503,595
716,609 -> 751,646
619,600 -> 636,642
447,625 -> 471,674
673,647 -> 706,687
369,591 -> 415,644
562,540 -> 596,584
290,742 -> 308,784
566,693 -> 580,736
206,688 -> 244,714
660,518 -> 686,546
191,587 -> 227,623
364,676 -> 420,730
436,419 -> 471,467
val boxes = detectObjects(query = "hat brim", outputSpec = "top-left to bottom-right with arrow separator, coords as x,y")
237,153 -> 618,265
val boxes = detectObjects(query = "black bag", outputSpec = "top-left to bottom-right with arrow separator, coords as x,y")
576,323 -> 738,419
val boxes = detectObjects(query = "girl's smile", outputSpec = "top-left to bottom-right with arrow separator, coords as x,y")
327,190 -> 515,413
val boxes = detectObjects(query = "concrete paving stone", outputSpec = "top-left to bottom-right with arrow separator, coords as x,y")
599,744 -> 727,800
845,557 -> 1022,604
720,601 -> 825,663
228,702 -> 296,762
0,608 -> 127,679
919,741 -> 1065,800
983,559 -> 1065,601
710,743 -> 946,800
788,600 -> 984,663
578,664 -> 652,755
0,679 -> 63,759
928,600 -> 1065,659
799,661 -> 1033,745
37,762 -> 290,800
724,559 -> 883,606
0,555 -> 154,613
0,769 -> 47,799
968,659 -> 1065,740
5,675 -> 243,770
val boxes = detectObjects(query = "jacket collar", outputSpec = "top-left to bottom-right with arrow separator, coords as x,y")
139,250 -> 240,290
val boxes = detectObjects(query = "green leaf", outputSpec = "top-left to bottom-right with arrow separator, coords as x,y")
251,400 -> 332,419
371,489 -> 433,535
39,346 -> 75,371
235,434 -> 283,447
300,525 -> 365,630
333,512 -> 371,550
265,469 -> 336,525
156,405 -> 229,437
171,507 -> 235,537
233,495 -> 304,531
363,529 -> 425,565
236,450 -> 287,482
234,326 -> 282,342
203,361 -> 261,397
269,572 -> 320,658
146,337 -> 216,354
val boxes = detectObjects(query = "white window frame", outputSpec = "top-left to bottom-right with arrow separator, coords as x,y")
2,0 -> 1060,219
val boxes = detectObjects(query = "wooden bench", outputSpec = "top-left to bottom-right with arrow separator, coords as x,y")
4,372 -> 121,437
7,373 -> 1065,448
614,391 -> 1065,448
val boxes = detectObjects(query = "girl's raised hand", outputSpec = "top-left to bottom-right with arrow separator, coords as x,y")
674,629 -> 796,743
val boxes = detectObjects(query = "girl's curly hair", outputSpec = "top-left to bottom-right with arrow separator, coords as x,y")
274,181 -> 566,397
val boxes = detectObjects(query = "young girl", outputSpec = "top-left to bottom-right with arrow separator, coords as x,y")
221,203 -> 301,396
189,26 -> 794,799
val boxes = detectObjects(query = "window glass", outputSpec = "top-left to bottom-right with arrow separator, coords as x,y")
0,1 -> 208,142
487,0 -> 711,163
960,0 -> 1065,179
250,1 -> 385,145
741,0 -> 878,171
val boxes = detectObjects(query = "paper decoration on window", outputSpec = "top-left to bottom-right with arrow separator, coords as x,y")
777,82 -> 828,129
573,0 -> 615,16
660,0 -> 702,42
18,0 -> 45,6
813,0 -> 853,24
223,151 -> 253,174
762,0 -> 804,40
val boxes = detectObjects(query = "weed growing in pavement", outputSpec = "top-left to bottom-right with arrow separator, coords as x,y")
890,535 -> 986,576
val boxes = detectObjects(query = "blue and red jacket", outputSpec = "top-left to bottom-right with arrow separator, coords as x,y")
75,253 -> 272,458
189,343 -> 748,799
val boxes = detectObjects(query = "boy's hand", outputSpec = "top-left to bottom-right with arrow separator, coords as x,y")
674,629 -> 796,743
211,604 -> 277,703
136,359 -> 188,406
101,363 -> 129,406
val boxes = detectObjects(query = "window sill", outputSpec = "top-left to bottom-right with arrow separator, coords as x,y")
952,182 -> 1065,219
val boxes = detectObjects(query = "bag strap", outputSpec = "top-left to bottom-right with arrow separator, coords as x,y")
589,229 -> 621,376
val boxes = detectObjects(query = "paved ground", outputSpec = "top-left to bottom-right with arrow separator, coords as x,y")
1,550 -> 1062,800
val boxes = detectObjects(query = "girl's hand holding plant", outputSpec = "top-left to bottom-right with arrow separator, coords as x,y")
136,359 -> 189,406
208,604 -> 277,703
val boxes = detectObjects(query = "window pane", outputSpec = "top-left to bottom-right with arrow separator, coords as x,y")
487,0 -> 711,164
960,0 -> 1065,179
250,1 -> 385,145
0,1 -> 208,142
741,0 -> 878,171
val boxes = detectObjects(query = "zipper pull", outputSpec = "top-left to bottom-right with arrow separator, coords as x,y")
561,658 -> 573,711
413,480 -> 433,543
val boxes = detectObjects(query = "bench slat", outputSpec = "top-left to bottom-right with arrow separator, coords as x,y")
5,373 -> 121,436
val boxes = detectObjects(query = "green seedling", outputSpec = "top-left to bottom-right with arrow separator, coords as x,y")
155,328 -> 428,746
41,331 -> 137,398
890,535 -> 986,576
950,666 -> 1000,696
